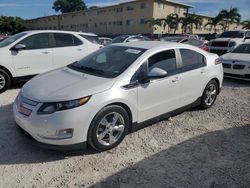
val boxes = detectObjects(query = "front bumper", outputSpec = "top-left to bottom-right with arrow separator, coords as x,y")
16,123 -> 87,151
13,95 -> 96,147
222,61 -> 250,81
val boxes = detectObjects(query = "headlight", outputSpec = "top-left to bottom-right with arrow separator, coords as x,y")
228,42 -> 236,48
37,96 -> 90,115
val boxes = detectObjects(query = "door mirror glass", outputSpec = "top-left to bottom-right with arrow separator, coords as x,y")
14,44 -> 26,50
147,67 -> 167,79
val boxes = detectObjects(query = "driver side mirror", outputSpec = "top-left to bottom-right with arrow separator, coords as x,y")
147,67 -> 168,79
13,44 -> 26,51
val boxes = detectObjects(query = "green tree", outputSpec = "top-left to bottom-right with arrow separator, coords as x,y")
241,20 -> 250,29
218,7 -> 241,31
165,13 -> 180,34
0,16 -> 26,35
53,0 -> 87,13
204,15 -> 224,33
180,14 -> 202,34
146,18 -> 162,34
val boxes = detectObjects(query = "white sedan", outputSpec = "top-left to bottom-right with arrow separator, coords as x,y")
221,43 -> 250,81
0,30 -> 102,93
14,42 -> 223,151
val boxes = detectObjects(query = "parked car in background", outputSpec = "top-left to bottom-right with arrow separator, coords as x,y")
14,41 -> 223,151
221,43 -> 250,81
99,37 -> 112,46
0,30 -> 102,93
0,35 -> 8,42
111,35 -> 151,43
209,30 -> 250,55
161,36 -> 209,51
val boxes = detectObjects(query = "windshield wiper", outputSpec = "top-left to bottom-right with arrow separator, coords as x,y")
68,63 -> 105,75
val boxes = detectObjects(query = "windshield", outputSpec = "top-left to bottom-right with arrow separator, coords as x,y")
232,44 -> 250,53
218,31 -> 244,38
182,39 -> 203,47
0,32 -> 27,48
163,37 -> 183,42
80,34 -> 99,44
68,46 -> 146,78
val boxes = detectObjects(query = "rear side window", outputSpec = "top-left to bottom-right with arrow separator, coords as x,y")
148,50 -> 177,76
180,49 -> 206,71
80,35 -> 99,44
54,33 -> 82,47
19,33 -> 49,50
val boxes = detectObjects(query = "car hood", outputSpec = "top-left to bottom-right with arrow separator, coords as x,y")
221,53 -> 250,62
21,67 -> 115,102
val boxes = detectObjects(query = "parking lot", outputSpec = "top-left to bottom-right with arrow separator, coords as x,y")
0,78 -> 249,187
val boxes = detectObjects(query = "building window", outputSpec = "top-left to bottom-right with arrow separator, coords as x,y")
175,7 -> 180,13
126,19 -> 134,25
127,6 -> 134,11
95,23 -> 98,27
117,7 -> 123,12
117,21 -> 123,26
141,3 -> 149,8
140,18 -> 148,24
158,3 -> 164,9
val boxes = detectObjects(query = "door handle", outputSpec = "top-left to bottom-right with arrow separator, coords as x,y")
77,49 -> 83,51
42,52 -> 50,54
200,69 -> 206,74
172,77 -> 180,83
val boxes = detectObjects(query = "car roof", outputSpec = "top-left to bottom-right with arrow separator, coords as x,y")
111,41 -> 196,50
22,30 -> 98,36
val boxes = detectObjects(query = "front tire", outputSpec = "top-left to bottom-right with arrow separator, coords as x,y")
200,80 -> 218,109
0,69 -> 11,94
88,105 -> 130,151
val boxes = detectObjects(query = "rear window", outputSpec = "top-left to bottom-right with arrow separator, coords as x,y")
54,33 -> 82,47
180,49 -> 206,71
80,35 -> 99,44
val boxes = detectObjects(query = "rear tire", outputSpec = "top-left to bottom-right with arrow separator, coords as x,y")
88,105 -> 129,151
200,80 -> 218,109
0,69 -> 11,94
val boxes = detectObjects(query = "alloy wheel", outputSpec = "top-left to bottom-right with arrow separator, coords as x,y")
204,83 -> 217,106
0,73 -> 6,90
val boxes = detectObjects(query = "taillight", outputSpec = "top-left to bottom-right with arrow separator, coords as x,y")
215,58 -> 222,65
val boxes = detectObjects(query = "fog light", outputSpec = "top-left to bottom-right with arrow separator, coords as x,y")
38,129 -> 73,140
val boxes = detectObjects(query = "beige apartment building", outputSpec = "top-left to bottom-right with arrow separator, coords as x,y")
25,0 -> 242,36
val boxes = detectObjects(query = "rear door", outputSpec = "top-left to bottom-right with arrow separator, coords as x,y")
12,33 -> 53,77
52,33 -> 87,68
178,48 -> 208,106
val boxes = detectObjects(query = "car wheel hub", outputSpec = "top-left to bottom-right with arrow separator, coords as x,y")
0,74 -> 6,90
205,84 -> 217,106
96,112 -> 125,146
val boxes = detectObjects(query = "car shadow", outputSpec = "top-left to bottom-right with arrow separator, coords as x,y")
223,77 -> 250,88
0,103 -> 97,165
94,125 -> 250,188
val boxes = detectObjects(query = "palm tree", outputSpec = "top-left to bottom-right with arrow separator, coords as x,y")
165,13 -> 179,34
241,20 -> 250,29
180,14 -> 202,34
204,15 -> 224,33
146,18 -> 162,34
218,7 -> 241,31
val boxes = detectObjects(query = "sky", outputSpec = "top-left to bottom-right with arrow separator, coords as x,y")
0,0 -> 249,20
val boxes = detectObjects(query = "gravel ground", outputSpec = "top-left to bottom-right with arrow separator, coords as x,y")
0,78 -> 249,188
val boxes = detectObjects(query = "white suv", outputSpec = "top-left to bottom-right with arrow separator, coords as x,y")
0,30 -> 102,93
209,30 -> 250,55
14,42 -> 223,151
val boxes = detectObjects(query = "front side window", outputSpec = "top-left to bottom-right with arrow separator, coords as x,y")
68,46 -> 146,78
180,49 -> 206,71
54,33 -> 82,47
148,50 -> 177,76
18,33 -> 49,50
0,32 -> 27,48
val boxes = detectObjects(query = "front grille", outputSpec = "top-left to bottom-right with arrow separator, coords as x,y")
210,49 -> 227,55
211,41 -> 229,47
224,73 -> 250,79
233,65 -> 245,70
223,63 -> 231,68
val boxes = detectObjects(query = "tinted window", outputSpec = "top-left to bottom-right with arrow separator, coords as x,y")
148,50 -> 177,75
68,46 -> 146,78
18,33 -> 49,50
180,49 -> 206,71
54,33 -> 82,47
218,31 -> 244,38
182,39 -> 203,47
0,33 -> 27,48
